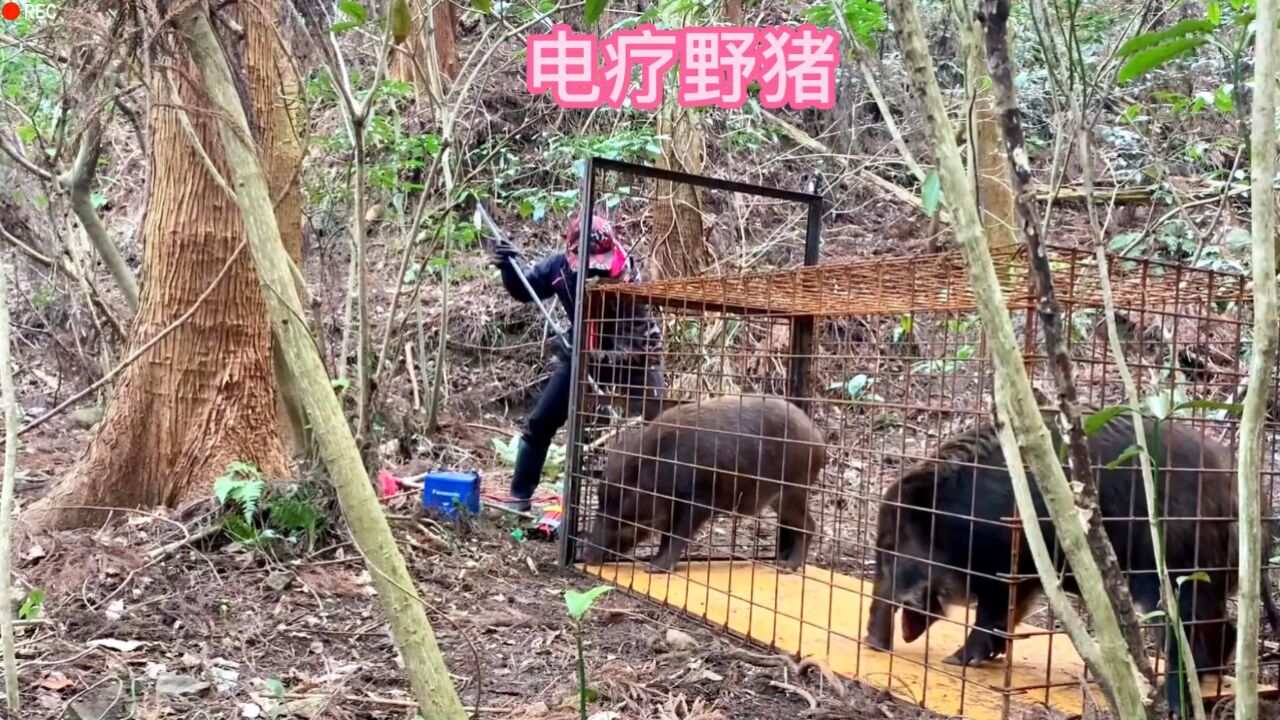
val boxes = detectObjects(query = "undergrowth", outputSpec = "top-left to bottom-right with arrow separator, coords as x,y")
213,462 -> 329,554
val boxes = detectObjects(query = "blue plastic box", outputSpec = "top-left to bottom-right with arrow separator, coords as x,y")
421,470 -> 481,517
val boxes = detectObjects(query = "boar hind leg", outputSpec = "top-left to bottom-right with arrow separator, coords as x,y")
774,485 -> 814,570
650,500 -> 711,573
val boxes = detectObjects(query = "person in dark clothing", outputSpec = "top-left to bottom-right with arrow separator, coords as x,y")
490,212 -> 665,511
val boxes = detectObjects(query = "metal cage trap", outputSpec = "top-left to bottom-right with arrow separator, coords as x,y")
553,158 -> 1280,720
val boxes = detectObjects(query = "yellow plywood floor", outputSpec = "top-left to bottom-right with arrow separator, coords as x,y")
581,560 -> 1255,720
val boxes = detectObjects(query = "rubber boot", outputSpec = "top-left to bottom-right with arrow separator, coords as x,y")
501,437 -> 549,513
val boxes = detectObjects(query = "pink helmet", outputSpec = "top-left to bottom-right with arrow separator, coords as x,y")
565,212 -> 629,279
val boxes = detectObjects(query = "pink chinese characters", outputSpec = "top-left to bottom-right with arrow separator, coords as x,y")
525,23 -> 840,111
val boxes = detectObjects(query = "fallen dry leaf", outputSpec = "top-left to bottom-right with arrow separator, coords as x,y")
37,671 -> 74,691
87,638 -> 147,652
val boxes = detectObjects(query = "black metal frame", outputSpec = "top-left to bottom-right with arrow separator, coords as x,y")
557,157 -> 824,568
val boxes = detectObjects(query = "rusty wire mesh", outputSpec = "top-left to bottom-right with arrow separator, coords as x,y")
560,242 -> 1278,718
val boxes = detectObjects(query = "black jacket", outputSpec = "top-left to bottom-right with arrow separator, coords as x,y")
499,251 -> 661,363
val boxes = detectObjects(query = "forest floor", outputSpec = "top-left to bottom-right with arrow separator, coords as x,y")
9,417 -> 932,720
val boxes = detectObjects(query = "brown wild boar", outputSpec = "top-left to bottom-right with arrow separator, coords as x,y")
864,411 -> 1280,710
582,395 -> 825,572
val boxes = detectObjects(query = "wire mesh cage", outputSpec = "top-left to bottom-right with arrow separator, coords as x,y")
555,161 -> 1279,720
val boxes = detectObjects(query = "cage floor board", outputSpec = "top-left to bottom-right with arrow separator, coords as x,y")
579,560 -> 1258,720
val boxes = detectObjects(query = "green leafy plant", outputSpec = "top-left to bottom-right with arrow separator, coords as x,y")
215,462 -> 266,525
263,678 -> 288,719
891,314 -> 914,344
269,486 -> 328,552
331,0 -> 367,33
1116,23 -> 1213,84
802,0 -> 888,50
921,171 -> 942,218
492,435 -> 566,480
1114,0 -> 1261,145
17,589 -> 45,621
827,373 -> 883,402
565,585 -> 613,720
584,0 -> 607,23
912,344 -> 975,374
214,463 -> 328,551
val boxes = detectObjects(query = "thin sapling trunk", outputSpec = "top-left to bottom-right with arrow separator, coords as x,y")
977,0 -> 1157,687
0,262 -> 19,712
883,0 -> 1153,715
58,115 -> 140,311
1233,0 -> 1279,715
181,9 -> 468,718
353,129 -> 372,449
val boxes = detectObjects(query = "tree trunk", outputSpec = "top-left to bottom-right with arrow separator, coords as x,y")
1234,0 -> 1279,714
241,0 -> 312,456
391,0 -> 459,98
954,0 -> 1014,249
180,8 -> 469,715
431,0 -> 460,80
21,7 -> 293,532
974,96 -> 1015,247
883,0 -> 1155,716
391,1 -> 428,89
59,115 -> 141,312
651,99 -> 709,278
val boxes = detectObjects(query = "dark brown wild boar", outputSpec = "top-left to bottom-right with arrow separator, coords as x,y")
582,395 -> 825,572
864,411 -> 1280,710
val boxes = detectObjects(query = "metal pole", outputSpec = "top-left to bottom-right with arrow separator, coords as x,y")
786,186 -> 824,415
558,160 -> 598,568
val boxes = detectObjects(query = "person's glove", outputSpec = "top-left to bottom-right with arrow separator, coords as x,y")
489,237 -> 519,268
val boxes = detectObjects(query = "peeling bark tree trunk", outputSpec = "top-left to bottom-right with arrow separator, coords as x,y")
651,100 -> 709,278
21,7 -> 294,532
391,0 -> 459,97
242,0 -> 312,456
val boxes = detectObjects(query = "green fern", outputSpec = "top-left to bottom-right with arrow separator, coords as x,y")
214,462 -> 266,524
269,496 -> 325,544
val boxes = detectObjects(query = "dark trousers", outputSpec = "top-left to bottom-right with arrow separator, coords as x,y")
510,358 -> 665,498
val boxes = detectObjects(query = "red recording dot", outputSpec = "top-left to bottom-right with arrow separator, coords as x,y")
1,3 -> 19,20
